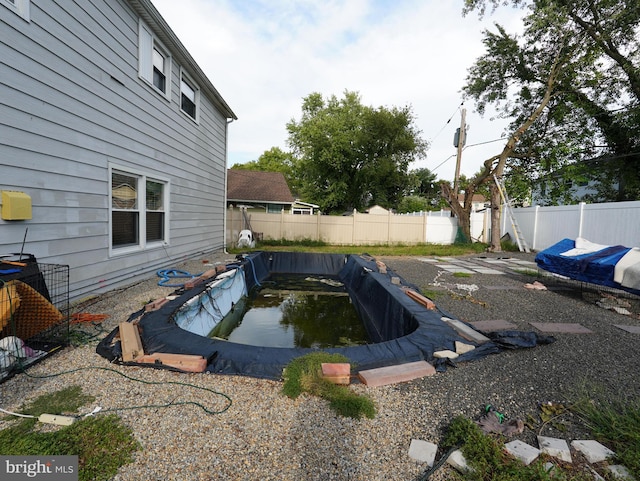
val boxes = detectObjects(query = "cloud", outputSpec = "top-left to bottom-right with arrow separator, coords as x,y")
151,0 -> 524,181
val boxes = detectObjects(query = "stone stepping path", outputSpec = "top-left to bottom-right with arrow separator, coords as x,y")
418,256 -> 539,275
469,319 -> 518,331
530,322 -> 594,334
408,436 -> 636,480
615,325 -> 640,334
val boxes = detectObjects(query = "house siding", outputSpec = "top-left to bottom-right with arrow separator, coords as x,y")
0,0 -> 233,300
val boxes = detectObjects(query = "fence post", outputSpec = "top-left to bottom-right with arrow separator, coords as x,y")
532,205 -> 540,251
352,209 -> 357,245
423,212 -> 427,243
578,202 -> 586,239
388,210 -> 392,245
280,208 -> 285,240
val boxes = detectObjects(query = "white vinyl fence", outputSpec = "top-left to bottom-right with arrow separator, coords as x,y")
227,200 -> 640,251
226,207 -> 489,247
505,201 -> 640,251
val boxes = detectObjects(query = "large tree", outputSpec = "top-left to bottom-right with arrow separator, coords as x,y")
463,0 -> 640,204
447,0 -> 640,250
442,17 -> 568,246
286,91 -> 427,214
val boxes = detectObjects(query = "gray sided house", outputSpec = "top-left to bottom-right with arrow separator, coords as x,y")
0,0 -> 236,301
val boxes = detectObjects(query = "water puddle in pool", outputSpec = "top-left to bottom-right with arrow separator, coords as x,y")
209,274 -> 370,348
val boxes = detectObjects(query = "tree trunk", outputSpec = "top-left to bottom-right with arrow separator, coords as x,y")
440,182 -> 472,242
489,183 -> 502,251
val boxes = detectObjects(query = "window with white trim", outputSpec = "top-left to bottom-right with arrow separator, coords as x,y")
110,167 -> 169,252
1,0 -> 30,21
180,71 -> 199,121
138,20 -> 171,98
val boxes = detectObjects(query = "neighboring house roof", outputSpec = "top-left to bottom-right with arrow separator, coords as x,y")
457,193 -> 486,204
128,0 -> 237,120
227,170 -> 295,204
366,205 -> 390,215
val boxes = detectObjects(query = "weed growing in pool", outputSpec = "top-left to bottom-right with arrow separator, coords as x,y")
0,385 -> 140,481
282,352 -> 376,419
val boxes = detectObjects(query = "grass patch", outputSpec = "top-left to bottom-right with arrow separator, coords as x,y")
573,397 -> 640,478
282,352 -> 375,419
229,241 -> 488,257
419,288 -> 442,300
0,386 -> 140,481
441,416 -> 593,480
513,268 -> 539,277
453,272 -> 472,278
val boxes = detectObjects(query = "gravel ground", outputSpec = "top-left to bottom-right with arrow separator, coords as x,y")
1,249 -> 640,480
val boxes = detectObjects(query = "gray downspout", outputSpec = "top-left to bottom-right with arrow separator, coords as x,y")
223,118 -> 234,254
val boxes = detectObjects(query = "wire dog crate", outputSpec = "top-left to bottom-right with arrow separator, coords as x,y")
1,255 -> 70,379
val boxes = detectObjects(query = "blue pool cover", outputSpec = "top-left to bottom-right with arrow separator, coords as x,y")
97,251 -> 550,380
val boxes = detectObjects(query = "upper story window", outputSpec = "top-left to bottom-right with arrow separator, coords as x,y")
138,20 -> 171,99
180,71 -> 199,121
1,0 -> 30,21
110,166 -> 169,254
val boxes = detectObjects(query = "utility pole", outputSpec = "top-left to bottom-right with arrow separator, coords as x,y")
453,107 -> 466,195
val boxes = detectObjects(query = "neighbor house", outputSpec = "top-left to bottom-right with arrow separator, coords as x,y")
226,170 -> 295,213
0,0 -> 236,300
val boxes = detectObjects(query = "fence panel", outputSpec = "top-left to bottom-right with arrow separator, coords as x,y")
580,201 -> 640,247
229,201 -> 640,250
509,201 -> 640,251
425,216 -> 457,244
319,215 -> 356,244
390,215 -> 426,244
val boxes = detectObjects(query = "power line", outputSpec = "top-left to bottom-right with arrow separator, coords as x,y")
431,154 -> 456,172
428,102 -> 464,143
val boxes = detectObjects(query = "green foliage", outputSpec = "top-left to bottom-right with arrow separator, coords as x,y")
441,416 -> 592,480
228,241 -> 488,257
282,352 -> 375,419
574,397 -> 640,478
500,238 -> 520,252
287,90 -> 428,214
17,385 -> 94,419
0,386 -> 140,481
453,272 -> 472,278
397,195 -> 429,214
464,0 -> 640,203
260,238 -> 328,248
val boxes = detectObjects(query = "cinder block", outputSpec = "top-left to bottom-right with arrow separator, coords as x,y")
571,440 -> 615,464
145,297 -> 169,312
537,436 -> 572,463
184,277 -> 204,290
455,341 -> 475,355
606,465 -> 636,480
441,317 -> 491,344
321,363 -> 350,385
504,440 -> 540,465
408,439 -> 437,466
447,449 -> 472,473
433,350 -> 459,359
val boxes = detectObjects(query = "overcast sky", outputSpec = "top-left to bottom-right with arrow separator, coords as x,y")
151,0 -> 524,183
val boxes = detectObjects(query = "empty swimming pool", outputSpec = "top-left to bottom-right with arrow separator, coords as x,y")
97,251 -> 496,379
